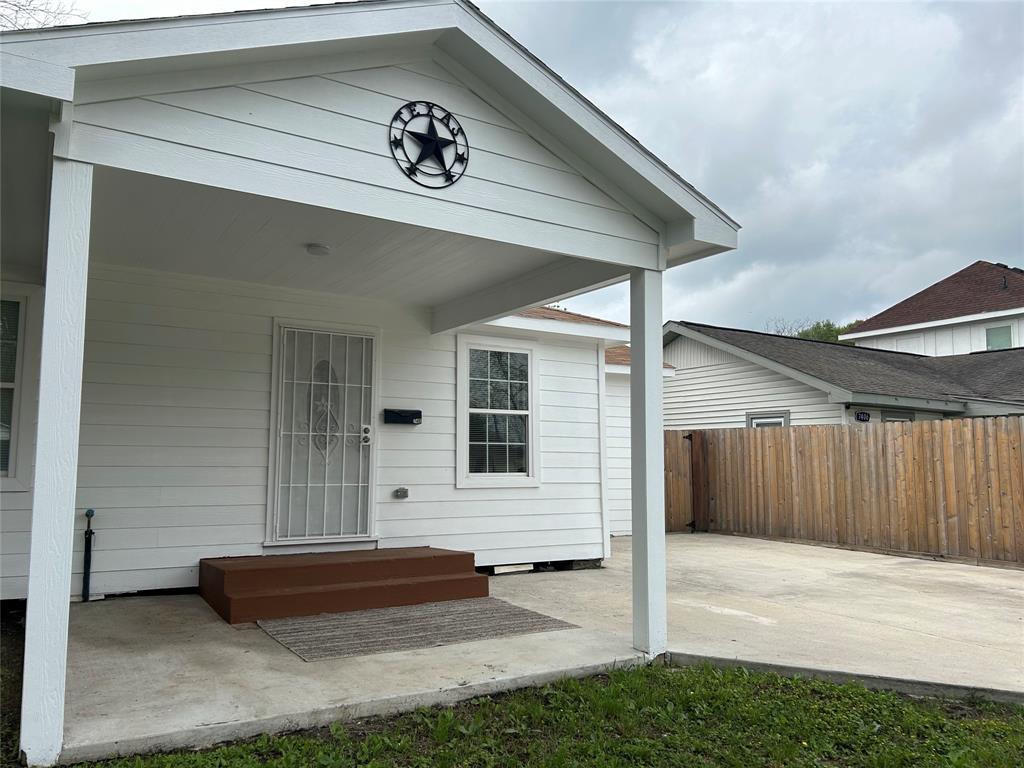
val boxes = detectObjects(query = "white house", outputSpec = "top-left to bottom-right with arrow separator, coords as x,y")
839,261 -> 1024,354
0,2 -> 740,763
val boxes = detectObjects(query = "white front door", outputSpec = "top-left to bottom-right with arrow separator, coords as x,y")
271,326 -> 376,541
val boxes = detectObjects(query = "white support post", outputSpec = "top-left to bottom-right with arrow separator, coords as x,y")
20,158 -> 94,767
629,267 -> 667,657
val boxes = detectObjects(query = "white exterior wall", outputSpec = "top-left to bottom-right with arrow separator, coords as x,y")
663,337 -> 844,429
0,266 -> 605,600
852,313 -> 1024,355
604,372 -> 631,535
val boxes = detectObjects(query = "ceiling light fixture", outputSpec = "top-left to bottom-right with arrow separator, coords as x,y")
305,243 -> 331,257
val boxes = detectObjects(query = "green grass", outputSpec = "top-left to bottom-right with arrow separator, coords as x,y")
2,604 -> 1022,767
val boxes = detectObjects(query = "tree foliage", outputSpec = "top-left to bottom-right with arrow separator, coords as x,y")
0,0 -> 82,30
766,317 -> 863,344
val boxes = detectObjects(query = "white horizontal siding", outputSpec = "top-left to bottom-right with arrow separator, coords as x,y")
663,337 -> 844,429
69,57 -> 658,266
854,314 -> 1024,355
604,373 -> 632,535
0,265 -> 605,599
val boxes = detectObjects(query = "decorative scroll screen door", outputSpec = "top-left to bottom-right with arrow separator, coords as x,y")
273,328 -> 374,540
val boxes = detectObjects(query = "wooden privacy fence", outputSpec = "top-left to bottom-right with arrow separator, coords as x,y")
665,417 -> 1024,566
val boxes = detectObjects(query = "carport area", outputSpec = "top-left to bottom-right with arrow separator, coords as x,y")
492,535 -> 1023,693
59,534 -> 1021,762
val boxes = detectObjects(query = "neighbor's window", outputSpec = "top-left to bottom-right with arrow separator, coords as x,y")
746,411 -> 789,428
0,299 -> 23,476
469,348 -> 529,473
881,410 -> 915,423
985,325 -> 1012,351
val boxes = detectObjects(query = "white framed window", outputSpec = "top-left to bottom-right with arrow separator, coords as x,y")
1,283 -> 42,492
985,324 -> 1012,351
456,335 -> 540,488
746,411 -> 789,428
265,319 -> 380,544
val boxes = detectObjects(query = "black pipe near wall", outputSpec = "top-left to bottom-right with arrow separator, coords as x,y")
82,509 -> 95,603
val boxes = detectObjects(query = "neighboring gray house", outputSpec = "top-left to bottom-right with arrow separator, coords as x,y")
663,321 -> 1024,430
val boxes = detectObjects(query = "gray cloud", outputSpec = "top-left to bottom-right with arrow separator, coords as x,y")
481,0 -> 1024,329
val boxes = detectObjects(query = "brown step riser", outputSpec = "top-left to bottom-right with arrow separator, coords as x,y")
224,574 -> 489,624
217,553 -> 476,593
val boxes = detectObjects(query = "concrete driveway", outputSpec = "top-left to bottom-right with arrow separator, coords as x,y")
492,533 -> 1024,693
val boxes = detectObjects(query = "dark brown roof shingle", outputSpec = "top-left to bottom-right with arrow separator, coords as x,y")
516,306 -> 627,328
853,261 -> 1024,333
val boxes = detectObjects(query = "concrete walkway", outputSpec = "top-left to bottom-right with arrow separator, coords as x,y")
492,534 -> 1024,693
62,534 -> 1023,762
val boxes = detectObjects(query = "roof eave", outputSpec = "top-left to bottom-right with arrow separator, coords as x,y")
663,321 -> 853,401
0,0 -> 738,253
837,392 -> 967,414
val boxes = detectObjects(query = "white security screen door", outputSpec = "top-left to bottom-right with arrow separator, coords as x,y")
272,328 -> 375,540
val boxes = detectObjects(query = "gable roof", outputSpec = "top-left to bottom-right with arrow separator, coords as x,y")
665,321 -> 1024,406
0,0 -> 738,265
851,261 -> 1024,334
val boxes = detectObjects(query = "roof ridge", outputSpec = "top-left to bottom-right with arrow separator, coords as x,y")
672,320 -> 929,358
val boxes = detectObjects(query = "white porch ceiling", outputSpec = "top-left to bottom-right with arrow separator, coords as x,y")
89,168 -> 562,308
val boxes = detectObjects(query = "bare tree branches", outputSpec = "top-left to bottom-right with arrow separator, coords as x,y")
0,0 -> 84,30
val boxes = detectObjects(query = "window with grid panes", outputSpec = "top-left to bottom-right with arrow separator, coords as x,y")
467,348 -> 530,474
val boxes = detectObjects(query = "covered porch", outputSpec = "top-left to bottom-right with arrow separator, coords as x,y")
0,2 -> 738,764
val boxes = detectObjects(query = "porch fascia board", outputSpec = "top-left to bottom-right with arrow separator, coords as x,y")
65,123 -> 660,271
430,257 -> 628,334
0,51 -> 75,100
0,0 -> 459,67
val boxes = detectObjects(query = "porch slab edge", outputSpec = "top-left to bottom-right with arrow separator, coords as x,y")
58,652 -> 647,765
666,651 -> 1024,705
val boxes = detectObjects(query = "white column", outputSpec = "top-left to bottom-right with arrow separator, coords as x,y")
629,267 -> 667,657
20,158 -> 93,767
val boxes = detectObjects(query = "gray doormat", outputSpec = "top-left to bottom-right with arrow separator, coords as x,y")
257,597 -> 578,661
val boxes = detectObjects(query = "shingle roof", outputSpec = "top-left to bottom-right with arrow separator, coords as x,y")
670,322 -> 1024,404
516,306 -> 627,328
853,261 -> 1024,333
605,345 -> 674,368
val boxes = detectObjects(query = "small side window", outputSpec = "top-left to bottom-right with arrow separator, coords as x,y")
746,411 -> 789,428
985,325 -> 1012,351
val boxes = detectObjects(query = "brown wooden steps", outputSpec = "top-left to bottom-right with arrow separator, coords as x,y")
199,547 -> 489,624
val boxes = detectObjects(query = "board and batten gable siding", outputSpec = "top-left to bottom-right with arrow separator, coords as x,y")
852,314 -> 1024,356
662,336 -> 844,430
0,266 -> 605,600
68,57 -> 658,268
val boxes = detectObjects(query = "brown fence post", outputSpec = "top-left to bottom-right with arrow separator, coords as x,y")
690,431 -> 710,532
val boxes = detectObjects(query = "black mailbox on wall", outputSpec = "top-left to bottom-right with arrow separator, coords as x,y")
383,409 -> 422,425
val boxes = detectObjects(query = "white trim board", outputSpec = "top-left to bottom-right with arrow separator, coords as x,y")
839,307 -> 1024,340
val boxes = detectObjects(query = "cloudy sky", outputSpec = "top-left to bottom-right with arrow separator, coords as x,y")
27,1 -> 1024,330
